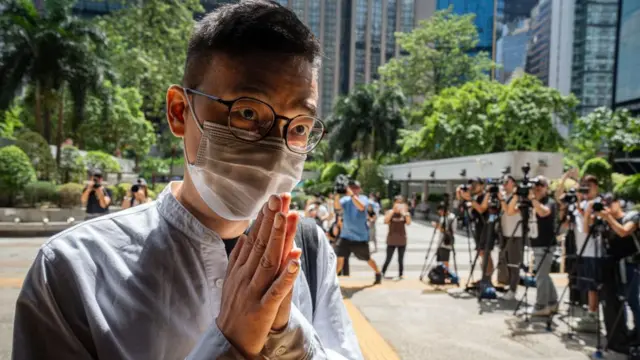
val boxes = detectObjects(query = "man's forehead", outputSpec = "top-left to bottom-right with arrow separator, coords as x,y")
200,53 -> 317,112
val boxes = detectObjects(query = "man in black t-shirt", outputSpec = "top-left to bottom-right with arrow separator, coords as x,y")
599,194 -> 640,343
529,176 -> 558,316
80,170 -> 113,220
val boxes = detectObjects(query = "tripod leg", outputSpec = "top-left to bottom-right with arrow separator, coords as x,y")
419,226 -> 439,280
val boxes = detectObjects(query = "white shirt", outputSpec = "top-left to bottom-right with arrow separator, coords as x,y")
573,207 -> 603,258
13,184 -> 362,360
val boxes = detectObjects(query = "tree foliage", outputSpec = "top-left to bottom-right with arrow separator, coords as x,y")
581,157 -> 613,191
59,145 -> 85,183
400,75 -> 578,159
568,107 -> 640,167
0,145 -> 36,205
85,150 -> 121,174
379,8 -> 494,99
15,130 -> 56,181
0,103 -> 24,138
78,81 -> 155,161
0,0 -> 112,146
97,0 -> 202,122
327,81 -> 406,161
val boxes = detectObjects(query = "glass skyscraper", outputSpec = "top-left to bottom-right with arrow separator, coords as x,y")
436,0 -> 495,56
525,0 -> 552,85
571,0 -> 619,115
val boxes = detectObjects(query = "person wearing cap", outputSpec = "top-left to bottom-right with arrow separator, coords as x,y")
334,180 -> 383,284
528,175 -> 559,316
457,177 -> 492,279
81,170 -> 113,220
497,174 -> 524,300
122,178 -> 152,209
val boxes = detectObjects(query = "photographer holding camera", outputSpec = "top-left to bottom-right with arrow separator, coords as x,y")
122,178 -> 151,209
588,193 -> 640,352
528,176 -> 559,316
456,177 -> 491,279
498,175 -> 523,300
334,180 -> 383,284
81,170 -> 113,220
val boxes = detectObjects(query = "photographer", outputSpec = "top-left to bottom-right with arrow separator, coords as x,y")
334,180 -> 383,284
382,196 -> 412,279
121,178 -> 151,209
80,170 -> 112,220
529,176 -> 558,316
598,194 -> 640,346
457,177 -> 491,278
431,201 -> 455,271
368,193 -> 381,252
498,175 -> 522,300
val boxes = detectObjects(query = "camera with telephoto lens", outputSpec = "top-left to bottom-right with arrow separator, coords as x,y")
563,188 -> 578,205
334,174 -> 352,195
592,197 -> 605,212
131,184 -> 140,194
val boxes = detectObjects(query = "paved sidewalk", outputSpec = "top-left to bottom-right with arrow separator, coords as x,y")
341,218 -> 626,360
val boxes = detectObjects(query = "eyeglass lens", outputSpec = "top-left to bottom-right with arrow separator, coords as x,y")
228,98 -> 323,153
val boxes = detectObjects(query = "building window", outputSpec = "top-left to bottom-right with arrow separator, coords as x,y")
370,0 -> 383,78
386,0 -> 398,61
292,0 -> 305,21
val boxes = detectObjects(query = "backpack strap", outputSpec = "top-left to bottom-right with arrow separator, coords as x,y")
295,217 -> 320,316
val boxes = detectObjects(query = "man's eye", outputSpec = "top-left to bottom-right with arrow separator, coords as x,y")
239,108 -> 257,120
292,124 -> 308,136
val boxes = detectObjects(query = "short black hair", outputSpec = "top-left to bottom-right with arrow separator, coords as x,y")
183,0 -> 322,88
437,202 -> 446,211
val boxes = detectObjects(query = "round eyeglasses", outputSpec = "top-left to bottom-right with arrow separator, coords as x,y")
185,88 -> 326,154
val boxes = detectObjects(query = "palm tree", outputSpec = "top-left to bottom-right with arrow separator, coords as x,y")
0,0 -> 112,165
326,81 -> 406,173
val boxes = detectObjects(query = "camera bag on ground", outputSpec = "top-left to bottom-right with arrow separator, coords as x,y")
428,265 -> 447,285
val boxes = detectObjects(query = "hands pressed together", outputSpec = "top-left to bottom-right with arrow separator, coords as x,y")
216,193 -> 302,358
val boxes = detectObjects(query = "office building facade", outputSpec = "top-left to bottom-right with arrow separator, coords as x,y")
613,0 -> 640,115
571,0 -> 619,116
436,0 -> 495,57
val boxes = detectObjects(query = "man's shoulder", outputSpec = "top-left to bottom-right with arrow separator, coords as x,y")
43,202 -> 160,262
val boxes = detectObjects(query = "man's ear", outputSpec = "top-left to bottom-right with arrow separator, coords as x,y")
166,85 -> 188,137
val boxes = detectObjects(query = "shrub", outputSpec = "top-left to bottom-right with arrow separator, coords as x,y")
24,181 -> 58,207
614,174 -> 640,203
57,183 -> 85,208
320,162 -> 349,182
147,189 -> 157,200
581,157 -> 612,191
0,146 -> 36,205
153,183 -> 168,194
111,183 -> 132,204
15,131 -> 56,181
355,160 -> 386,196
85,151 -> 121,175
303,181 -> 333,196
59,145 -> 85,183
303,161 -> 324,172
381,198 -> 391,211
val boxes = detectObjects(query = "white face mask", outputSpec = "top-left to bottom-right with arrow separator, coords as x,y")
184,95 -> 306,221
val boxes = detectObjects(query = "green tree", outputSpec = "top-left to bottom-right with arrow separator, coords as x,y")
85,150 -> 121,174
59,145 -> 85,183
568,107 -> 640,168
355,160 -> 386,197
0,0 -> 112,152
0,103 -> 24,138
98,0 -> 203,123
78,82 -> 155,169
140,157 -> 170,186
401,76 -> 577,159
379,8 -> 494,100
0,145 -> 36,205
327,81 -> 406,164
15,130 -> 56,181
581,157 -> 613,191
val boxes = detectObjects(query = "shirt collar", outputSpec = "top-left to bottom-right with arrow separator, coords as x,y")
156,182 -> 224,248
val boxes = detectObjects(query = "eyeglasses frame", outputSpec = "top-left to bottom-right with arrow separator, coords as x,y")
184,87 -> 326,154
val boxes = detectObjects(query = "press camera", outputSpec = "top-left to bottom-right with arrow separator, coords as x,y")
334,174 -> 354,195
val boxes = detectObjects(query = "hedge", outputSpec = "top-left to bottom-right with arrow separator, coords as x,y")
57,183 -> 85,208
24,181 -> 58,206
0,146 -> 36,205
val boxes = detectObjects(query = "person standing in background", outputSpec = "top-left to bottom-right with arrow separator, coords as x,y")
80,170 -> 112,220
382,196 -> 411,279
368,193 -> 381,253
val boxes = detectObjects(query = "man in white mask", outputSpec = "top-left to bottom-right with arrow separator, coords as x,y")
12,2 -> 362,360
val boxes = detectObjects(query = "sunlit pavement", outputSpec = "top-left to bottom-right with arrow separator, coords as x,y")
0,225 -> 628,360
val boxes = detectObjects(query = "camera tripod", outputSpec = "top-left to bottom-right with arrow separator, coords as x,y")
419,207 -> 460,286
545,218 -> 606,358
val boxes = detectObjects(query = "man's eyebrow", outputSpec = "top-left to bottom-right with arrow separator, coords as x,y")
232,85 -> 318,117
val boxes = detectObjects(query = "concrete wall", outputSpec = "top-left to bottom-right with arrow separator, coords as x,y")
382,151 -> 564,181
0,208 -> 87,223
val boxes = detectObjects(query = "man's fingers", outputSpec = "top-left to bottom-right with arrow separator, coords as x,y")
280,193 -> 291,214
281,213 -> 299,268
251,212 -> 287,290
227,234 -> 246,274
245,195 -> 281,272
262,257 -> 301,309
236,206 -> 265,268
